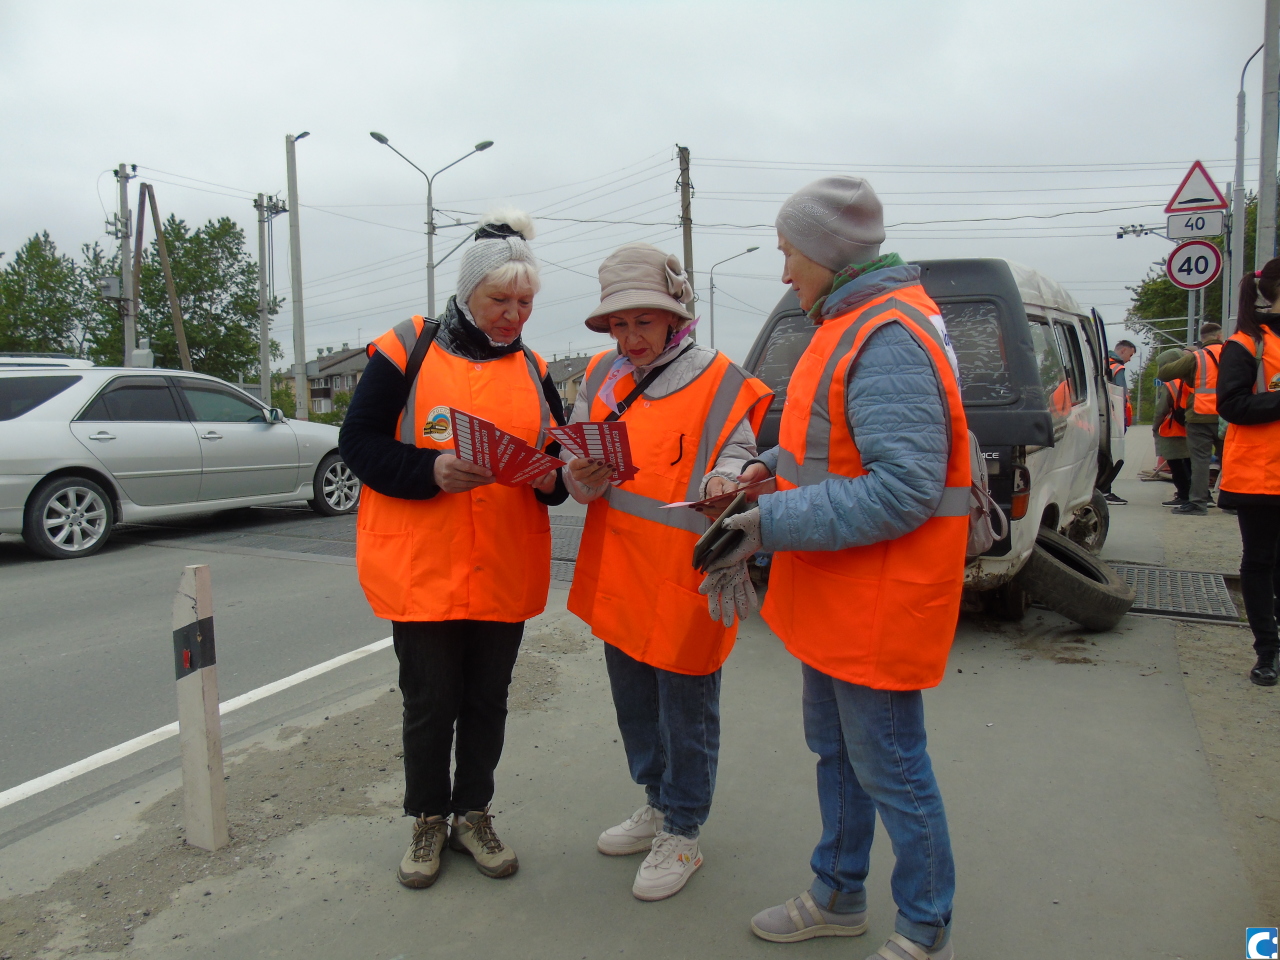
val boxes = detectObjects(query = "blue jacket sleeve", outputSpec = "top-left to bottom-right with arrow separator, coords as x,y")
758,323 -> 949,552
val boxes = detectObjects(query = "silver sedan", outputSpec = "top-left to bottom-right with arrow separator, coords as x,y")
0,367 -> 360,559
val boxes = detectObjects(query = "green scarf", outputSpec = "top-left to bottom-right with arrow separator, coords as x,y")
808,252 -> 906,320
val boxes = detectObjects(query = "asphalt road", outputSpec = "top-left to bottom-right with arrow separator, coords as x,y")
0,503 -> 587,823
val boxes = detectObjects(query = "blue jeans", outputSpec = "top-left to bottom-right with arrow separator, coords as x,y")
603,642 -> 720,839
802,664 -> 953,951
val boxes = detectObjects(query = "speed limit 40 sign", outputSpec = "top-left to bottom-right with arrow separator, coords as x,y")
1166,239 -> 1223,290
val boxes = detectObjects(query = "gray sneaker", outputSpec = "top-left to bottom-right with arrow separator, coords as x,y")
866,932 -> 954,960
750,890 -> 868,942
397,815 -> 448,888
450,807 -> 519,878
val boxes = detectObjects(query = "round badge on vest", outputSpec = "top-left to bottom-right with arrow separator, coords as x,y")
424,405 -> 453,441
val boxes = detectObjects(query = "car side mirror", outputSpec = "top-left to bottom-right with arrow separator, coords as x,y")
267,407 -> 286,424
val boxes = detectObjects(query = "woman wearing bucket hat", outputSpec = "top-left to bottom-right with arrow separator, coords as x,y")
563,242 -> 773,901
339,209 -> 568,891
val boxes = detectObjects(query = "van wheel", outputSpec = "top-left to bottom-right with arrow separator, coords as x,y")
22,476 -> 114,559
309,453 -> 361,516
983,580 -> 1031,621
1066,489 -> 1110,554
1014,528 -> 1134,631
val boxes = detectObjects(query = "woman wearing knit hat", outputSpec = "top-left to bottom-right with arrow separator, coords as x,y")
563,242 -> 772,901
339,209 -> 569,890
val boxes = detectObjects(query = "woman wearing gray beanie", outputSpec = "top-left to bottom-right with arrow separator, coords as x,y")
339,209 -> 569,891
562,242 -> 772,902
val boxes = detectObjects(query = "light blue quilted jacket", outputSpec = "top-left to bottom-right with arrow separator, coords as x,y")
757,264 -> 949,553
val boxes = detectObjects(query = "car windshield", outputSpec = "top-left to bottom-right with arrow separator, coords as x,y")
0,375 -> 81,421
940,300 -> 1016,404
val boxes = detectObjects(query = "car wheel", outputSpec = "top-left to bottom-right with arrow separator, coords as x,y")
983,580 -> 1031,621
22,476 -> 115,559
1065,489 -> 1110,554
1014,528 -> 1134,631
309,452 -> 361,516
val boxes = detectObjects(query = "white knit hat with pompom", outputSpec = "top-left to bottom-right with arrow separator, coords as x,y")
455,208 -> 537,311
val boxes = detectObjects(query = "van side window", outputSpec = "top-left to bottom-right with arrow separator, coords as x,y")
753,312 -> 818,406
1027,319 -> 1071,417
939,300 -> 1015,404
1053,322 -> 1088,405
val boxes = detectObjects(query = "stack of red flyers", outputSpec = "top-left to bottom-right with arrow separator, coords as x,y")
449,408 -> 563,486
547,421 -> 638,482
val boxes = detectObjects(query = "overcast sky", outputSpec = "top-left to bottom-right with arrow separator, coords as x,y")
0,1 -> 1267,371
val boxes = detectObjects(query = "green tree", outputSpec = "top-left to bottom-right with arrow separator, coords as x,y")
83,215 -> 280,379
0,232 -> 94,355
312,390 -> 351,426
270,371 -> 296,418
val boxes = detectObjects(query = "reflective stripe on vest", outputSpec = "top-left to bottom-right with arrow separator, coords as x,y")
773,298 -> 969,517
1191,343 -> 1222,416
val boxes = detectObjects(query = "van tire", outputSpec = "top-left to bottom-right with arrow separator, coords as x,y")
1066,489 -> 1110,554
1014,528 -> 1133,631
983,580 -> 1031,621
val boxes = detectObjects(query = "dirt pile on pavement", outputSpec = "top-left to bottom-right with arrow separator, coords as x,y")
0,639 -> 566,960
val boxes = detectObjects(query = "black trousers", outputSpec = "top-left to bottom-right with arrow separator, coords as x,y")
1236,504 -> 1280,657
1167,457 -> 1191,501
392,619 -> 523,818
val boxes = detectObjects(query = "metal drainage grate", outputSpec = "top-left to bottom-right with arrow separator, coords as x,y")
1112,565 -> 1239,622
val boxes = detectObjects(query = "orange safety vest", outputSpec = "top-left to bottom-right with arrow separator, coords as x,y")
567,349 -> 772,675
1220,328 -> 1280,496
355,316 -> 554,623
1157,380 -> 1189,438
761,285 -> 972,691
1190,342 -> 1222,415
1107,357 -> 1126,384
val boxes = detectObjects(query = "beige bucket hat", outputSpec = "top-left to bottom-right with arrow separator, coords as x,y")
585,243 -> 694,333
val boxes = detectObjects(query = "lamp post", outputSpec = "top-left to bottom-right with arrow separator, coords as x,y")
708,247 -> 759,349
370,133 -> 493,318
285,131 -> 310,420
1229,43 -> 1266,328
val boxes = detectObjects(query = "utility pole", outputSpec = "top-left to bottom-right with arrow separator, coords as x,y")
677,145 -> 695,335
116,164 -> 136,367
285,132 -> 310,420
253,194 -> 286,404
1258,0 -> 1280,270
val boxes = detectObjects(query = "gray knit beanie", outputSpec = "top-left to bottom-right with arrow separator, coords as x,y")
775,176 -> 885,272
455,208 -> 537,311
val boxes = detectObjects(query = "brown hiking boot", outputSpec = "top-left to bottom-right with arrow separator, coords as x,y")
397,814 -> 448,888
450,807 -> 518,878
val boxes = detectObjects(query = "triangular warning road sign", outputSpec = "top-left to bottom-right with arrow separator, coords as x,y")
1165,160 -> 1228,214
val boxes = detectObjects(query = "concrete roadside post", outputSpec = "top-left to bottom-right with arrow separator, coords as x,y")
172,564 -> 228,851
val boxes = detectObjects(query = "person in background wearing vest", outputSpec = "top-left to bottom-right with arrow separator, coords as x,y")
1152,346 -> 1193,507
1100,339 -> 1136,505
1217,260 -> 1280,687
702,178 -> 969,960
339,210 -> 569,889
1158,323 -> 1224,515
562,243 -> 772,902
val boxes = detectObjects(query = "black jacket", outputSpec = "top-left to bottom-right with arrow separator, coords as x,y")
1216,314 -> 1280,507
339,298 -> 569,505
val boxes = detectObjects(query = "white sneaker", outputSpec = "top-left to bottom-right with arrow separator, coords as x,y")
597,804 -> 664,856
632,830 -> 702,901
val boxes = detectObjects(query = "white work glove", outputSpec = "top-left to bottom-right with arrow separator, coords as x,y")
698,561 -> 757,627
703,508 -> 763,573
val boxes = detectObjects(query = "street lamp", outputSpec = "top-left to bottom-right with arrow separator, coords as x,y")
1228,43 -> 1265,326
370,132 -> 493,317
708,247 -> 759,349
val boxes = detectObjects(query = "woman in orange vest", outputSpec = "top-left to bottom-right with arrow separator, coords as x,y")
1153,347 -> 1192,506
707,178 -> 969,959
339,210 -> 568,888
1218,258 -> 1280,686
563,243 -> 771,902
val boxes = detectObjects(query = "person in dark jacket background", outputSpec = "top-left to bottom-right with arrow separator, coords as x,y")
339,209 -> 569,888
1216,258 -> 1280,687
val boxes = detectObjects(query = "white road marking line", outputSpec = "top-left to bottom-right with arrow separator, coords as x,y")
0,636 -> 394,811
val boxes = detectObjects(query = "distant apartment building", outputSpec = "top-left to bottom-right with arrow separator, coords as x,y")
305,343 -> 367,414
546,354 -> 592,408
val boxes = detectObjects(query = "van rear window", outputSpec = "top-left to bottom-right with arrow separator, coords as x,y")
940,300 -> 1016,404
0,375 -> 81,421
752,311 -> 816,404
